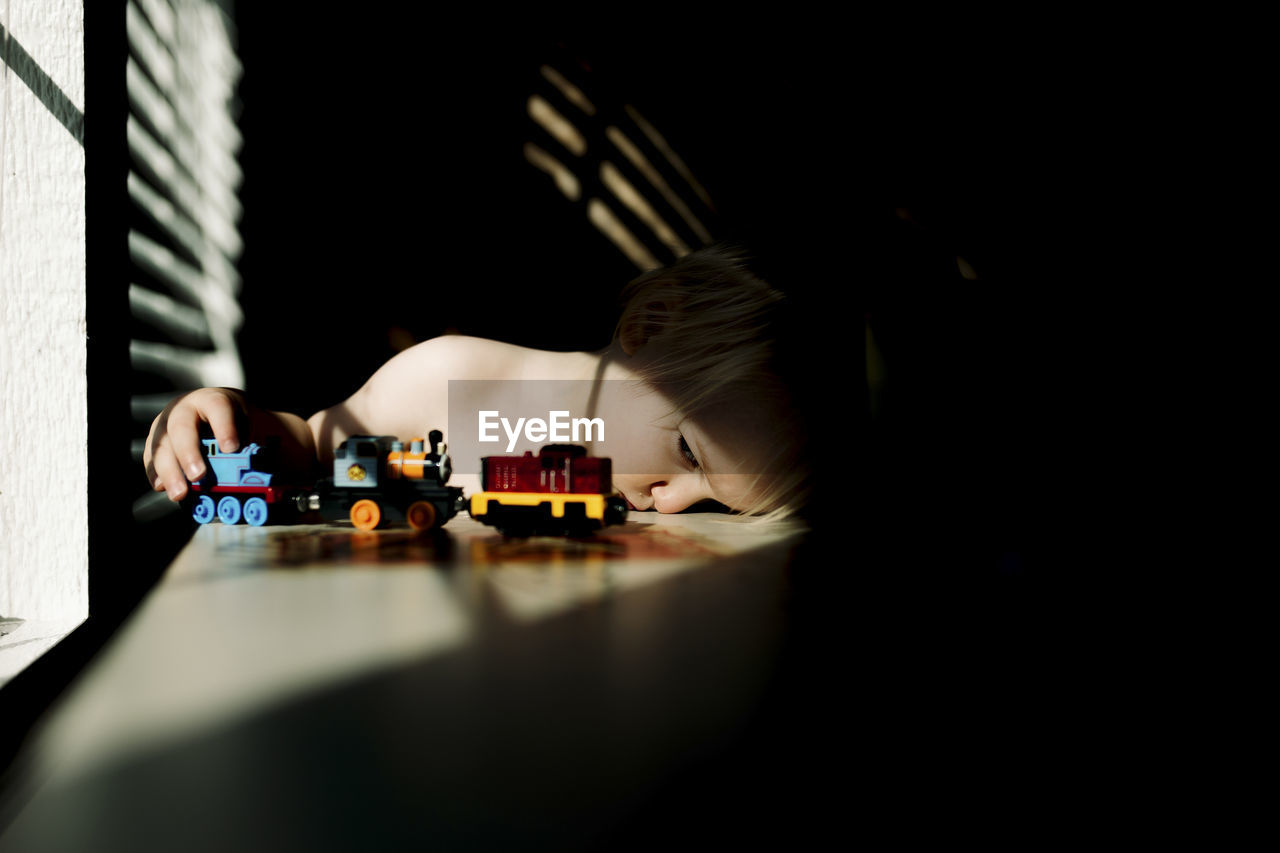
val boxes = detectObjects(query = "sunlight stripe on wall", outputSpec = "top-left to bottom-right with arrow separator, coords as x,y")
599,160 -> 688,257
624,104 -> 714,211
129,284 -> 212,346
522,64 -> 720,272
539,64 -> 596,116
587,198 -> 660,271
130,340 -> 244,389
528,94 -> 586,156
524,142 -> 581,201
129,231 -> 242,329
606,125 -> 710,246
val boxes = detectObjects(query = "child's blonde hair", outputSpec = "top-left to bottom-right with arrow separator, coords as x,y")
613,244 -> 811,520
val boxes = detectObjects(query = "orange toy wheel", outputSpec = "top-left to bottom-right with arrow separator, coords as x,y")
350,499 -> 382,531
405,501 -> 437,531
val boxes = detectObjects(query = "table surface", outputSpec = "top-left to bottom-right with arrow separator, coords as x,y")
1,511 -> 813,850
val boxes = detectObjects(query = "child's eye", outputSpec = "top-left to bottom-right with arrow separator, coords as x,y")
678,433 -> 699,469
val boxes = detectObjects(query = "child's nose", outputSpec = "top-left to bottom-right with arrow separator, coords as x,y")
648,475 -> 706,514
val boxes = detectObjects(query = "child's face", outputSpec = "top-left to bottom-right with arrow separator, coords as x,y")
594,379 -> 788,514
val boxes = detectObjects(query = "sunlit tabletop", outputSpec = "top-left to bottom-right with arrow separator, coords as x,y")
2,511 -> 808,850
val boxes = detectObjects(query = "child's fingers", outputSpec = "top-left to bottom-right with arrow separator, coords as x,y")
151,444 -> 189,501
164,402 -> 208,484
142,416 -> 159,475
198,392 -> 242,454
141,387 -> 250,502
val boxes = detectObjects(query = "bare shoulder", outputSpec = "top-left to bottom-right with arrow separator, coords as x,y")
307,335 -> 527,459
401,335 -> 529,380
350,336 -> 526,394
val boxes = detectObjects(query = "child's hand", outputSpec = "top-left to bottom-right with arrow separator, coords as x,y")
143,388 -> 247,502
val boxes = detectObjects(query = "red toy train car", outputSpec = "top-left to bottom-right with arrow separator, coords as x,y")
469,445 -> 627,536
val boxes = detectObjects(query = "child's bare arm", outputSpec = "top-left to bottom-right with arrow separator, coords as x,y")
145,338 -> 517,502
304,336 -> 518,462
143,388 -> 319,502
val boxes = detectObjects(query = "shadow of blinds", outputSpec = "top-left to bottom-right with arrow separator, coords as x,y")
126,0 -> 244,523
524,56 -> 719,275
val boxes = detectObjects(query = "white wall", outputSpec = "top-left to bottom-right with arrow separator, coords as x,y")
0,0 -> 87,625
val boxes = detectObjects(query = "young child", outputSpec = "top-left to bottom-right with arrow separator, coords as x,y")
143,245 -> 811,519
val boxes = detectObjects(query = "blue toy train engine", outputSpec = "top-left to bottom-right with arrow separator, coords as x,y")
189,439 -> 293,527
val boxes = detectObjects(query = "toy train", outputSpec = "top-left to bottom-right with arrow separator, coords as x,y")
190,430 -> 464,531
188,433 -> 626,536
470,445 -> 628,536
188,438 -> 290,527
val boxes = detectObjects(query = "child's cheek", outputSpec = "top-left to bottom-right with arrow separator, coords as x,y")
593,421 -> 651,479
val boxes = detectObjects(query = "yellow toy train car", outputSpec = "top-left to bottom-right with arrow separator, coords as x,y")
469,445 -> 627,536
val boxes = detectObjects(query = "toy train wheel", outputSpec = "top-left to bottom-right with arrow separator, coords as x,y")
350,499 -> 381,531
243,497 -> 269,527
192,495 -> 216,525
217,495 -> 242,525
405,501 -> 437,531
